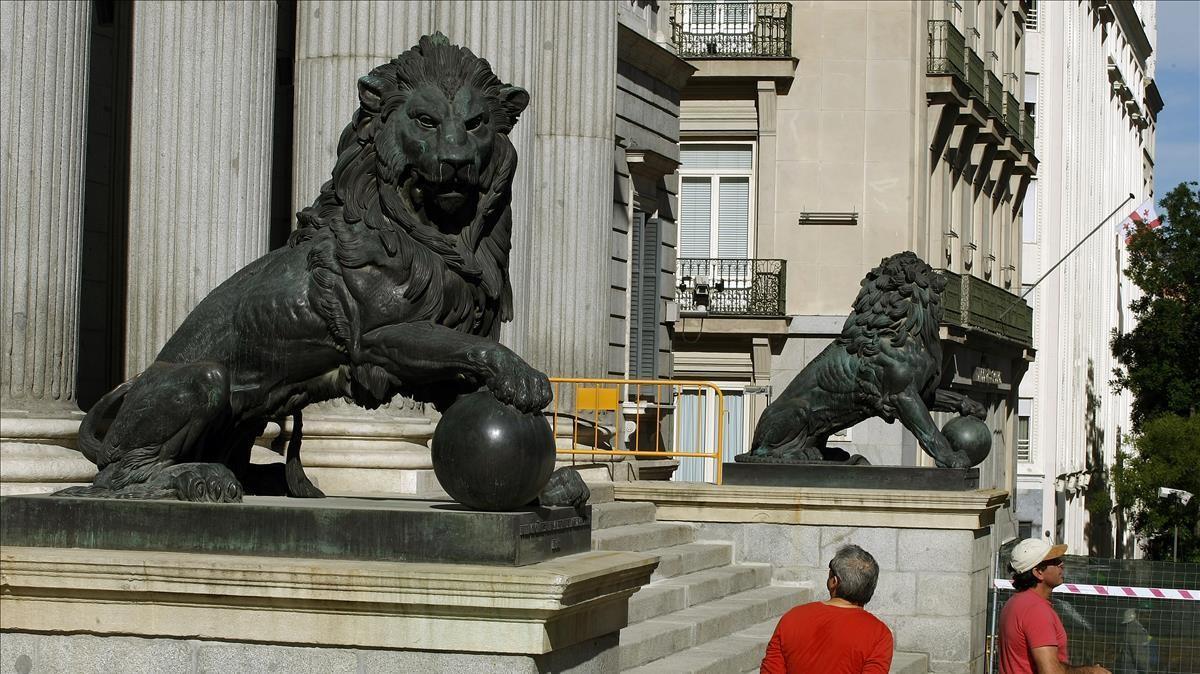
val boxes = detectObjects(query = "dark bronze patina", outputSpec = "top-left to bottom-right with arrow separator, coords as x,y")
60,35 -> 576,506
738,251 -> 988,468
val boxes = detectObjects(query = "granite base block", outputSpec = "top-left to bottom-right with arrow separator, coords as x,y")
722,462 -> 980,490
0,494 -> 590,566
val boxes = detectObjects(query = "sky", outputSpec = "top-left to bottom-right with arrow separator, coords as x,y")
1153,0 -> 1200,205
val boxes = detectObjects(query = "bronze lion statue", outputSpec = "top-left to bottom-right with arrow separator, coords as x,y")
62,34 -> 554,502
740,251 -> 986,467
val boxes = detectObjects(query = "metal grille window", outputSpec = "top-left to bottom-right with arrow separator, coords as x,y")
1025,0 -> 1039,31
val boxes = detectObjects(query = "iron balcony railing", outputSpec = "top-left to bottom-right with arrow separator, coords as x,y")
676,258 -> 786,316
669,2 -> 792,58
938,270 -> 1032,347
927,19 -> 967,78
1020,111 -> 1036,150
985,71 -> 1005,120
966,49 -> 986,101
1003,92 -> 1022,139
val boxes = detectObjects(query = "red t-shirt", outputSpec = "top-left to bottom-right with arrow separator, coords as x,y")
999,589 -> 1069,674
760,601 -> 894,674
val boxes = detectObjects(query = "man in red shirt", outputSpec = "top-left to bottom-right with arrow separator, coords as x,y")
760,544 -> 893,674
998,538 -> 1111,674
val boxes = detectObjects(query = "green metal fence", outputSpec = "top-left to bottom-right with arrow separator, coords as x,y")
988,555 -> 1200,674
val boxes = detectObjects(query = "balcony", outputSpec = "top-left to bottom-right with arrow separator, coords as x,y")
669,2 -> 792,58
676,258 -> 786,316
927,20 -> 1034,157
938,270 -> 1032,348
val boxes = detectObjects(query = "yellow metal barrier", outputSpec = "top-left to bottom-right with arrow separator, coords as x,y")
548,377 -> 726,485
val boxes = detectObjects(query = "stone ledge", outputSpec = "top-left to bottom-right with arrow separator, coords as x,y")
612,481 -> 1008,530
0,546 -> 657,655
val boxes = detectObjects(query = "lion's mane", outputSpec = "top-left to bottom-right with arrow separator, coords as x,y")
290,33 -> 521,354
835,251 -> 946,416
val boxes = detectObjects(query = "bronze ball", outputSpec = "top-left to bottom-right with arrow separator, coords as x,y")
431,391 -> 555,511
941,415 -> 992,467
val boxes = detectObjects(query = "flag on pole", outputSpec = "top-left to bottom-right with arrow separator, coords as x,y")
1119,198 -> 1162,243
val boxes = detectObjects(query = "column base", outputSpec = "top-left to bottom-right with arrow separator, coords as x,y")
260,409 -> 439,497
0,410 -> 92,495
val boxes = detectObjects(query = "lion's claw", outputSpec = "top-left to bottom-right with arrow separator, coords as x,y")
476,348 -> 551,413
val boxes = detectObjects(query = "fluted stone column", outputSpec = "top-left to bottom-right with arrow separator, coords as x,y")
123,1 -> 278,374
520,2 -> 617,379
0,1 -> 95,494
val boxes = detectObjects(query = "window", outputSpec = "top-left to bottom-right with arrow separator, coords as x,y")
1022,179 -> 1037,243
1025,0 -> 1039,31
679,143 -> 754,260
674,386 -> 747,482
1017,397 -> 1033,463
1024,73 -> 1038,133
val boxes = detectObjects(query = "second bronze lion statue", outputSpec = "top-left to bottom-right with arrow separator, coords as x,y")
741,251 -> 986,468
61,34 -> 559,502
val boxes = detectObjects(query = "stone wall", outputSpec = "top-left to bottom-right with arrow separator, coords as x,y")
695,521 -> 993,674
0,633 -> 619,674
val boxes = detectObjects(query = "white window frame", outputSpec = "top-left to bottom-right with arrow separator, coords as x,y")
681,0 -> 753,36
1017,397 -> 1034,464
674,382 -> 752,483
678,141 -> 757,260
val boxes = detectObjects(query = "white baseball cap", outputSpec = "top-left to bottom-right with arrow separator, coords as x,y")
1009,538 -> 1068,574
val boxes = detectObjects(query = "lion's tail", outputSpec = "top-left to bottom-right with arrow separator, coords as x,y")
77,380 -> 134,465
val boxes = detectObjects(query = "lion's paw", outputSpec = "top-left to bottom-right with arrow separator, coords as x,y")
935,450 -> 974,469
477,349 -> 552,413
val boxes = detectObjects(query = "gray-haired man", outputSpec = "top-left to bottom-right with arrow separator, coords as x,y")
761,544 -> 893,674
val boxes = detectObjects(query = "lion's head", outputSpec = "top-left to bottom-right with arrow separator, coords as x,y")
293,34 -> 530,342
837,251 -> 945,357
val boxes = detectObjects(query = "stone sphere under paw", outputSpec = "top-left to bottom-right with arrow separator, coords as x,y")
431,390 -> 555,511
941,415 -> 992,467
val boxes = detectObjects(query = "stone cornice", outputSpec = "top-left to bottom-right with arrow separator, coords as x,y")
612,481 -> 1009,530
0,547 -> 657,654
1109,1 -> 1153,67
617,22 -> 696,91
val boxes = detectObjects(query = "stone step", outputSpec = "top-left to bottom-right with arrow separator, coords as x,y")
619,584 -> 808,670
647,542 -> 734,580
890,651 -> 930,674
584,480 -> 615,504
592,521 -> 696,553
624,617 -> 781,674
592,500 -> 658,530
628,564 -> 771,624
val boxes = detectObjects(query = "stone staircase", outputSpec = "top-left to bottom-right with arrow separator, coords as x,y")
587,483 -> 929,674
588,485 -> 808,673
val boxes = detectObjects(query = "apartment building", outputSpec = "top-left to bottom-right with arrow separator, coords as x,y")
664,0 -> 1038,527
1015,0 -> 1160,557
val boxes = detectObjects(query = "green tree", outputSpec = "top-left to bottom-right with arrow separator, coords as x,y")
1111,182 -> 1200,428
1112,414 -> 1200,562
1110,182 -> 1200,560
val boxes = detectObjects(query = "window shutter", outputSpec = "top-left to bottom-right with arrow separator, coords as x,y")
680,177 -> 712,258
680,144 -> 753,171
717,177 -> 750,258
628,214 -> 661,379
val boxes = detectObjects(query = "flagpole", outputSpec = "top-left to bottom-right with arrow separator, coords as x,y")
997,193 -> 1135,321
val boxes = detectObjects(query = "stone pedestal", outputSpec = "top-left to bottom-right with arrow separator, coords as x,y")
1,545 -> 655,672
614,481 -> 1008,674
0,1 -> 93,494
123,1 -> 277,374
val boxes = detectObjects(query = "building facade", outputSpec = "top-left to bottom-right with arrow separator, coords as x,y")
665,0 -> 1037,522
1014,0 -> 1160,558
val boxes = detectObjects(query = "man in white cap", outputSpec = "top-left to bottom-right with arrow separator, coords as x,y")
997,538 -> 1111,674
